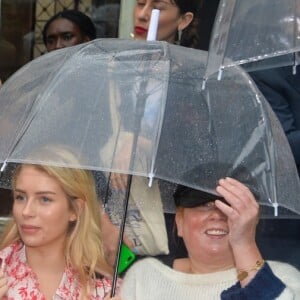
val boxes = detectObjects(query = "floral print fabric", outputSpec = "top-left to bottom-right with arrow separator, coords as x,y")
0,243 -> 114,299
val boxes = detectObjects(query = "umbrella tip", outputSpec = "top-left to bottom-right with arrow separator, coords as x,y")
217,68 -> 223,81
148,172 -> 154,187
0,161 -> 7,173
272,202 -> 279,217
201,79 -> 207,90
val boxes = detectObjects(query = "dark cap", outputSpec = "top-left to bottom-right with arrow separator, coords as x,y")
173,161 -> 260,208
173,184 -> 224,208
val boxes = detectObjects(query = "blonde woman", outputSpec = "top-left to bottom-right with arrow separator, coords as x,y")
0,146 -> 121,299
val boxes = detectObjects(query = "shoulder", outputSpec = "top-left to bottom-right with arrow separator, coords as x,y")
268,260 -> 300,292
268,260 -> 300,275
122,257 -> 170,281
127,257 -> 165,272
249,66 -> 292,82
249,66 -> 299,94
0,242 -> 23,265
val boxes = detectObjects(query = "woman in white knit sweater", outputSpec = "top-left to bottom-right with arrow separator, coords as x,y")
120,177 -> 300,299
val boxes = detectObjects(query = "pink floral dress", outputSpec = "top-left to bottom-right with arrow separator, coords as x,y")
0,242 -> 117,299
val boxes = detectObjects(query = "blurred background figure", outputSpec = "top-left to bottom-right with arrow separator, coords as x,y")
132,0 -> 201,48
42,9 -> 96,52
249,65 -> 300,177
92,3 -> 120,38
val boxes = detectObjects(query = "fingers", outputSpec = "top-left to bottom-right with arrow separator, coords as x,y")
110,172 -> 129,191
215,177 -> 259,249
214,199 -> 238,219
123,235 -> 135,250
0,269 -> 8,298
216,177 -> 259,217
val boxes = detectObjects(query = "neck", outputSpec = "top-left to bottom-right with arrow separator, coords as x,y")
189,257 -> 234,274
25,244 -> 66,273
174,252 -> 235,274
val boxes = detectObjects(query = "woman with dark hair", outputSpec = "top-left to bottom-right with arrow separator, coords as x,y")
42,9 -> 96,52
133,0 -> 201,48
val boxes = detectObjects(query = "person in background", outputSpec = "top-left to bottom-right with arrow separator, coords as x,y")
110,0 -> 202,190
106,0 -> 202,262
120,177 -> 300,299
132,0 -> 201,48
250,65 -> 300,176
42,9 -> 96,52
249,64 -> 300,269
0,146 -> 120,299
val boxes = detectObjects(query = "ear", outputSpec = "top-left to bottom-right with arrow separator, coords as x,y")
69,198 -> 84,222
175,209 -> 184,237
178,12 -> 194,32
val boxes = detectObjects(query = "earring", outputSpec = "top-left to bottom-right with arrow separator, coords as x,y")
130,32 -> 135,39
177,29 -> 182,44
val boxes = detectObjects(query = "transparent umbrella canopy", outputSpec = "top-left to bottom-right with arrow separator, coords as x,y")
205,0 -> 300,80
0,38 -> 300,218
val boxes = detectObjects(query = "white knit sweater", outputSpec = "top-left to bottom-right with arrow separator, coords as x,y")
120,258 -> 300,300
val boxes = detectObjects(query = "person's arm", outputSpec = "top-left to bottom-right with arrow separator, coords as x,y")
220,263 -> 289,300
215,178 -> 289,299
100,206 -> 134,267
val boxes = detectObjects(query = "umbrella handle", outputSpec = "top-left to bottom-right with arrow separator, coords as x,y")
110,174 -> 133,297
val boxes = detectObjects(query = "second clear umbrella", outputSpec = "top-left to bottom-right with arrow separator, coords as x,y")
205,0 -> 300,80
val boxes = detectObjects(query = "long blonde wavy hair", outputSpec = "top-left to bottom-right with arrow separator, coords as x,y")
0,145 -> 113,296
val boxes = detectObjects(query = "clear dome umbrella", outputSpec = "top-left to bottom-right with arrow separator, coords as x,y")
0,38 -> 300,293
205,0 -> 300,80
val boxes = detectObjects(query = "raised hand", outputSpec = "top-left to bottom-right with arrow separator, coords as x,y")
215,177 -> 263,286
215,177 -> 259,248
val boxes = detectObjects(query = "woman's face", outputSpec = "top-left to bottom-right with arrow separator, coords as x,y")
133,0 -> 192,43
176,202 -> 232,260
45,18 -> 90,51
13,165 -> 77,250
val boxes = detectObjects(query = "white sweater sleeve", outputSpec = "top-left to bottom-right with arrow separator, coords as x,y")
269,261 -> 300,300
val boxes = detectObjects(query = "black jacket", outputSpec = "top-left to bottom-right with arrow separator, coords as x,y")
250,65 -> 300,175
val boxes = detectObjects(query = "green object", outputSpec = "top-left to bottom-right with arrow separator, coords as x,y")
117,243 -> 136,274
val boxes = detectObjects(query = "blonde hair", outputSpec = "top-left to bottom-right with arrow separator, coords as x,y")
0,145 -> 112,297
